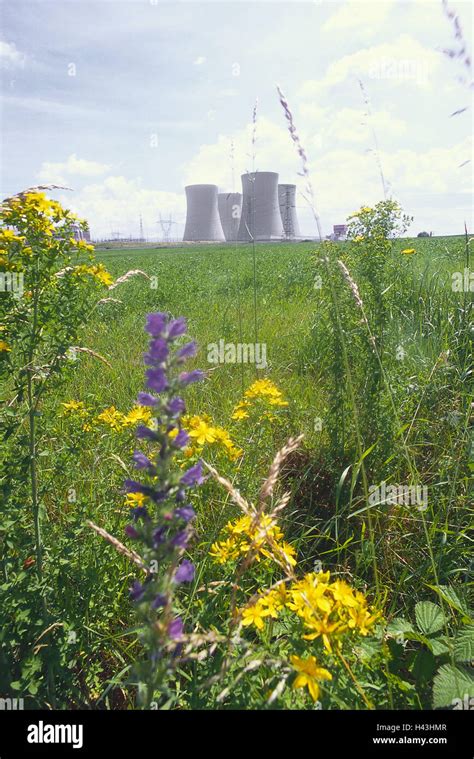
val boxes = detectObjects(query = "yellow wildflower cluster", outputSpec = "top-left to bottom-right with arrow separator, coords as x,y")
61,401 -> 152,432
0,340 -> 12,353
210,514 -> 297,569
2,193 -> 66,237
74,263 -> 113,287
182,414 -> 243,461
242,571 -> 380,652
401,248 -> 416,255
231,379 -> 288,421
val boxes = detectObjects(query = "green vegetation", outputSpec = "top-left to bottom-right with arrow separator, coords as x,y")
1,193 -> 472,709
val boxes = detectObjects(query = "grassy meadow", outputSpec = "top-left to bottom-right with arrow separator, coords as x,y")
1,220 -> 473,710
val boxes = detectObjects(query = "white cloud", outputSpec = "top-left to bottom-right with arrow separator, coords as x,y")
193,56 -> 206,65
0,40 -> 26,68
55,175 -> 185,240
299,35 -> 442,98
323,0 -> 395,36
38,154 -> 111,184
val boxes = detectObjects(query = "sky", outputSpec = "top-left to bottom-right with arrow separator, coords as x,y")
0,0 -> 472,239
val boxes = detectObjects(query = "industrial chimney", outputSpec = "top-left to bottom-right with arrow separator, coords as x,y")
278,184 -> 300,239
218,192 -> 242,241
183,184 -> 225,242
237,172 -> 284,241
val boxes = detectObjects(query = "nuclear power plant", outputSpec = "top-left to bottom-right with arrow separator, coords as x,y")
278,184 -> 300,240
237,172 -> 284,241
183,184 -> 225,242
218,192 -> 242,241
182,171 -> 300,242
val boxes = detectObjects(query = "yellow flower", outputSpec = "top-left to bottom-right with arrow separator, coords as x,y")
209,537 -> 239,564
347,606 -> 380,636
401,248 -> 416,255
241,600 -> 271,631
188,419 -> 217,446
96,406 -> 126,431
61,400 -> 87,415
122,406 -> 152,427
74,263 -> 113,287
290,655 -> 332,702
231,402 -> 250,420
302,617 -> 343,652
125,492 -> 147,508
330,580 -> 359,609
0,340 -> 11,352
278,541 -> 297,567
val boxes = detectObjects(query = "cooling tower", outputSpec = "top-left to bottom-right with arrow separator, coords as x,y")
218,192 -> 242,241
183,184 -> 225,242
237,172 -> 284,241
278,184 -> 300,239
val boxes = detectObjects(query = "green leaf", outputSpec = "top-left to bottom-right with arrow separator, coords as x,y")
427,585 -> 473,621
429,636 -> 451,656
433,664 -> 474,709
386,618 -> 415,636
412,649 -> 436,682
415,601 -> 445,635
454,625 -> 474,664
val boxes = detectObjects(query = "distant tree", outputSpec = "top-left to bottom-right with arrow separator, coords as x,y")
417,231 -> 430,237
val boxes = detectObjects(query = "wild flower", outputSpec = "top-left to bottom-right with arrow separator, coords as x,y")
118,312 -> 205,705
401,248 -> 416,255
290,655 -> 332,702
181,414 -> 243,461
73,263 -> 113,287
231,378 -> 288,422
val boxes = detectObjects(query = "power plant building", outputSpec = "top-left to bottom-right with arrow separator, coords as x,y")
218,192 -> 242,242
237,172 -> 284,241
278,184 -> 300,239
183,184 -> 225,242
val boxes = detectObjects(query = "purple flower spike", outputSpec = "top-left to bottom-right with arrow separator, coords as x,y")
174,559 -> 195,583
179,370 -> 204,386
136,425 -> 158,441
152,527 -> 166,548
137,392 -> 158,407
131,506 -> 149,522
145,337 -> 169,364
167,317 -> 187,339
171,530 -> 190,549
173,429 -> 190,448
125,524 -> 139,539
133,450 -> 154,470
146,368 -> 168,393
167,397 -> 185,416
176,341 -> 197,361
146,312 -> 167,337
124,479 -> 145,494
130,580 -> 145,601
152,594 -> 167,610
180,460 -> 204,487
175,505 -> 195,523
168,617 -> 184,639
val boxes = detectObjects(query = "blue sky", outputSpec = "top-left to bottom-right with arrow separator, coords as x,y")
1,0 -> 472,238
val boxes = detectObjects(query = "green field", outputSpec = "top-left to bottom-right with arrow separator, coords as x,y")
2,228 -> 473,710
